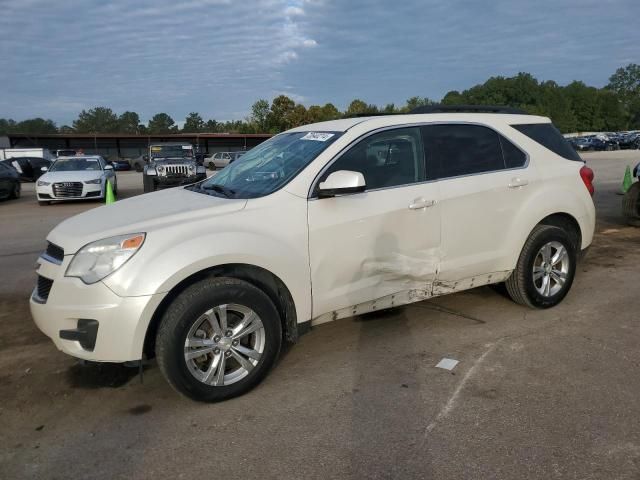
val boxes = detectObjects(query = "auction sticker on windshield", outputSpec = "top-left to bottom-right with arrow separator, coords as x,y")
301,132 -> 335,142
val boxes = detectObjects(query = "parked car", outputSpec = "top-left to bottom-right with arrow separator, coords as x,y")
36,155 -> 117,205
204,151 -> 246,169
569,136 -> 618,151
569,137 -> 592,151
623,161 -> 640,226
0,157 -> 52,181
0,162 -> 20,200
111,159 -> 132,171
55,149 -> 77,157
618,133 -> 640,149
130,155 -> 148,172
30,107 -> 595,402
142,143 -> 206,193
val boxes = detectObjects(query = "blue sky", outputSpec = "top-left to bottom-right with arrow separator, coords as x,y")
0,0 -> 638,125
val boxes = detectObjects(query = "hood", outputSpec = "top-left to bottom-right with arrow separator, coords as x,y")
41,170 -> 103,182
48,187 -> 247,253
151,158 -> 195,164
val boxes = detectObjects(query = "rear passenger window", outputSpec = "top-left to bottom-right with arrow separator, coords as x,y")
500,136 -> 527,168
512,123 -> 582,161
421,124 -> 504,179
322,127 -> 425,190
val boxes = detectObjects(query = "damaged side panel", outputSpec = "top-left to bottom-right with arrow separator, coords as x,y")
311,270 -> 512,326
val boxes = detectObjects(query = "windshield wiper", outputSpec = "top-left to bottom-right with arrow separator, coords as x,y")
201,183 -> 235,198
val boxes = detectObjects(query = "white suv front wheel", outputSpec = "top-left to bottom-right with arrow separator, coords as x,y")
156,277 -> 282,402
506,225 -> 577,308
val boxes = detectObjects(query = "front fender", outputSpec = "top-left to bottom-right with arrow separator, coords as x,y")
103,191 -> 311,323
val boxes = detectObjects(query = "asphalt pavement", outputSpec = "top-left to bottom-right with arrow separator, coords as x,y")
0,153 -> 639,480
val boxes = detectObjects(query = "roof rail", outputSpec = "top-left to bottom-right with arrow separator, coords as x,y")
345,112 -> 401,118
409,104 -> 528,115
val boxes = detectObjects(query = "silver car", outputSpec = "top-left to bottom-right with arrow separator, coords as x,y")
205,151 -> 246,170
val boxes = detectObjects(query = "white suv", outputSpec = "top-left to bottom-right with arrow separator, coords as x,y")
30,107 -> 596,402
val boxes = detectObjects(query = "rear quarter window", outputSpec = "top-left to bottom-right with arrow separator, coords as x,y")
512,123 -> 582,162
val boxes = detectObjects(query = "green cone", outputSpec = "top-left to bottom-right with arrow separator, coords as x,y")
105,180 -> 116,204
622,165 -> 633,194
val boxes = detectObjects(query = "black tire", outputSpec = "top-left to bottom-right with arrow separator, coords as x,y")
505,225 -> 577,309
142,175 -> 155,193
10,183 -> 20,199
156,277 -> 282,402
623,182 -> 640,227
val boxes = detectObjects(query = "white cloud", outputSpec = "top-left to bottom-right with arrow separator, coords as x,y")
302,38 -> 318,47
284,5 -> 305,17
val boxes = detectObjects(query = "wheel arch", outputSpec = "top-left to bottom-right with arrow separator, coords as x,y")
143,263 -> 300,359
537,212 -> 582,252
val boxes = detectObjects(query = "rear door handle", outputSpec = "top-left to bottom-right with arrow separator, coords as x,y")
508,177 -> 529,188
409,198 -> 436,210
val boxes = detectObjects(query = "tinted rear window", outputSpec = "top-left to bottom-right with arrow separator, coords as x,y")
421,124 -> 504,179
512,123 -> 582,161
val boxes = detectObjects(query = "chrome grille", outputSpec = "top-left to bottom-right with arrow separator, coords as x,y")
163,165 -> 189,176
52,182 -> 83,198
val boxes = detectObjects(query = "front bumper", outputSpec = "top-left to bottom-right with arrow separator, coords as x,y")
152,173 -> 206,188
30,255 -> 165,362
36,183 -> 103,201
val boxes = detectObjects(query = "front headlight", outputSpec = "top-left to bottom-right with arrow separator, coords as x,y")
188,164 -> 195,171
37,180 -> 50,186
84,178 -> 102,184
66,233 -> 145,284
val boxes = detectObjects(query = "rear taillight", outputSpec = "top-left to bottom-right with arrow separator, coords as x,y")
580,165 -> 595,196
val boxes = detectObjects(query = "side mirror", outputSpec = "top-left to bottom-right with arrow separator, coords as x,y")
41,166 -> 48,172
318,170 -> 366,198
143,155 -> 149,161
104,164 -> 114,171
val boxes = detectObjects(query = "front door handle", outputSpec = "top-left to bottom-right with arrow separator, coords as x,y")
508,177 -> 529,188
409,198 -> 436,209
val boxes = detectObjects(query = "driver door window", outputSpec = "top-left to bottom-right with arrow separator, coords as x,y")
321,127 -> 426,191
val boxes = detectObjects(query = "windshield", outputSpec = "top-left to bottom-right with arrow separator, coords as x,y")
150,145 -> 193,159
197,131 -> 341,199
50,158 -> 102,172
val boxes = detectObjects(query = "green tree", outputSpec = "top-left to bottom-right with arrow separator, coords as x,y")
320,103 -> 340,121
147,113 -> 177,134
606,64 -> 640,106
0,118 -> 17,134
72,107 -> 119,133
183,112 -> 205,133
345,99 -> 369,116
118,111 -> 142,134
268,95 -> 296,132
250,99 -> 270,132
401,96 -> 434,112
204,119 -> 220,132
13,118 -> 58,134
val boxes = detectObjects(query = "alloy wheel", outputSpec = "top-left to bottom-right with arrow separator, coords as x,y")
184,304 -> 265,386
532,241 -> 570,297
